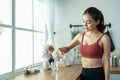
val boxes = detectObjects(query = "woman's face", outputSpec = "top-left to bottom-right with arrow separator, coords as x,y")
82,13 -> 99,32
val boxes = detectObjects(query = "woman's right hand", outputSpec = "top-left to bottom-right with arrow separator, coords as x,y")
52,48 -> 64,58
53,48 -> 65,61
52,46 -> 70,59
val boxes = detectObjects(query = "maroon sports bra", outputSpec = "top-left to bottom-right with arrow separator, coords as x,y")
79,33 -> 104,59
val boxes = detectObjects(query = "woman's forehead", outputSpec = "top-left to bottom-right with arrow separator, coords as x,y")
83,14 -> 94,20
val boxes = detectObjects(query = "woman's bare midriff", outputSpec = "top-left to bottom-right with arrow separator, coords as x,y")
81,57 -> 103,68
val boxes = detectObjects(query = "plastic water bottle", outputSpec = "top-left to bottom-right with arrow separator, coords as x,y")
51,62 -> 55,77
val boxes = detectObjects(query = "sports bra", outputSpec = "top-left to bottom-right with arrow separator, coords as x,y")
79,33 -> 104,59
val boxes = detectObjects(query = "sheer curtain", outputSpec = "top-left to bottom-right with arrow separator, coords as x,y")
42,0 -> 55,46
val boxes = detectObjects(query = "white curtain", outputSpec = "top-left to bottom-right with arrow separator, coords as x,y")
42,0 -> 55,45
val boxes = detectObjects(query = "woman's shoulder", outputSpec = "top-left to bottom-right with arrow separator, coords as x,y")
103,33 -> 110,39
77,32 -> 85,36
101,33 -> 110,42
74,32 -> 84,41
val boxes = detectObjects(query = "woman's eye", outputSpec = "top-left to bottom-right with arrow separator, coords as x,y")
86,21 -> 91,24
82,20 -> 91,24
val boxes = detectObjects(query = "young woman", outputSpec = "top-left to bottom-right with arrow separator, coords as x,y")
54,7 -> 110,80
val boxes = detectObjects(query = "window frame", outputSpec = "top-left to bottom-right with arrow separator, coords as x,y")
0,0 -> 45,79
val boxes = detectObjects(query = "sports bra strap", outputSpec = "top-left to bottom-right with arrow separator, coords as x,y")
81,33 -> 104,43
97,34 -> 104,43
81,32 -> 85,43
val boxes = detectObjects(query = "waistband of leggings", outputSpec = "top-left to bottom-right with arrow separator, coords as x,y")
82,66 -> 104,70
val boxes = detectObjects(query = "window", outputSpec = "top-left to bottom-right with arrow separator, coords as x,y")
15,0 -> 32,29
0,0 -> 12,75
0,0 -> 12,25
0,27 -> 12,75
15,30 -> 33,69
0,0 -> 45,75
15,0 -> 45,69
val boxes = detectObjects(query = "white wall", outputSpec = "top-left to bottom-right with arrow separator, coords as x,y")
54,0 -> 120,56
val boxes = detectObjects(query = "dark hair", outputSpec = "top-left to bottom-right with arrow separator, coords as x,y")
83,7 -> 105,33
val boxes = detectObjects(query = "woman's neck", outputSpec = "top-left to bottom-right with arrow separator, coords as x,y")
85,30 -> 100,38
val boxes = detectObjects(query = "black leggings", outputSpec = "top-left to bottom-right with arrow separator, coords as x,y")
80,67 -> 105,80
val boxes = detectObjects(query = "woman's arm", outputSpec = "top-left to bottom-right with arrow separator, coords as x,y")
102,34 -> 111,80
56,33 -> 82,55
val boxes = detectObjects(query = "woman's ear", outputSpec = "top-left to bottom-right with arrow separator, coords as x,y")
96,20 -> 100,25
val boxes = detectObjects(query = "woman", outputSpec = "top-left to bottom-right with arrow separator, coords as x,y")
54,7 -> 110,80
